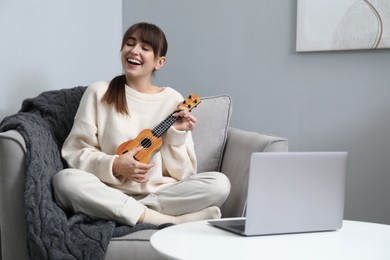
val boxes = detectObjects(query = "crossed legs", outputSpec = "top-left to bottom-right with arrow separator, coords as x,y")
53,169 -> 230,226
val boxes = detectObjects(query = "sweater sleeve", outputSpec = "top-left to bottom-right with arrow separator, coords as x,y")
61,84 -> 124,185
160,126 -> 197,181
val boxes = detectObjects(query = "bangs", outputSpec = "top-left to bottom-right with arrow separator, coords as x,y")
122,22 -> 168,57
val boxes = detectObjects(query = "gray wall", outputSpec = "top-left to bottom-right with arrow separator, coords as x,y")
124,0 -> 390,224
0,0 -> 122,120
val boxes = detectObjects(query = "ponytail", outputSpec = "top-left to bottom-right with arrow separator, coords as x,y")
102,75 -> 128,115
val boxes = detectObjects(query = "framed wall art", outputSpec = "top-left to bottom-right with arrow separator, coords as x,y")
296,0 -> 390,52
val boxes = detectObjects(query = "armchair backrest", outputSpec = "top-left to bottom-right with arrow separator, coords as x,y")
191,95 -> 232,173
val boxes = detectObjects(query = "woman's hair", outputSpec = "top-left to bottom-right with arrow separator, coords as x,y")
122,22 -> 168,57
102,22 -> 168,115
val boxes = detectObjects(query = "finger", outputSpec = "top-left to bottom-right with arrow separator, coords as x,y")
133,172 -> 148,179
134,171 -> 150,181
136,162 -> 154,170
172,111 -> 183,118
130,146 -> 144,155
132,175 -> 147,183
173,108 -> 189,118
135,177 -> 149,183
186,123 -> 195,131
188,114 -> 197,123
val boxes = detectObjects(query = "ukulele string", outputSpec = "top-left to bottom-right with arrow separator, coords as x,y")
134,112 -> 179,160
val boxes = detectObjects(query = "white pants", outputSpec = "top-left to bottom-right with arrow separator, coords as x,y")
53,169 -> 231,226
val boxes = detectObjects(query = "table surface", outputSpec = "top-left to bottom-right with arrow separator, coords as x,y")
150,218 -> 390,260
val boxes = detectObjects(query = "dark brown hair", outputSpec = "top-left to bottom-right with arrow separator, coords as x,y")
102,22 -> 168,114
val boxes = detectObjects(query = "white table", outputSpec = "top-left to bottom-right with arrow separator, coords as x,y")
151,218 -> 390,260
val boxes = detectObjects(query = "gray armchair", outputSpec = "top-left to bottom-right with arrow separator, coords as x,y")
0,87 -> 288,260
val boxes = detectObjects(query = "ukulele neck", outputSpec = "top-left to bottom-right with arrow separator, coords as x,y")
151,112 -> 179,137
150,93 -> 201,138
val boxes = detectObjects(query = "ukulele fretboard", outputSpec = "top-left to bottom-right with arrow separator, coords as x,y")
152,113 -> 179,137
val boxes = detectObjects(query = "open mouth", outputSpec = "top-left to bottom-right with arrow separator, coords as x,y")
127,58 -> 143,66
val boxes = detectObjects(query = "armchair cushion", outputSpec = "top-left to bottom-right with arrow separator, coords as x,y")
191,95 -> 232,173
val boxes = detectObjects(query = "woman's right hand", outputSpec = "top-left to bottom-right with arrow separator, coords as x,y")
113,146 -> 154,183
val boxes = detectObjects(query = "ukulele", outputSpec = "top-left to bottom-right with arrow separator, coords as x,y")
116,94 -> 201,163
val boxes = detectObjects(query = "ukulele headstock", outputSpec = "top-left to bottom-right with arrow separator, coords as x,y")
178,93 -> 201,112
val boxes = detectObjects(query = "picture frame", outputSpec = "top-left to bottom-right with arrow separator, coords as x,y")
296,0 -> 390,52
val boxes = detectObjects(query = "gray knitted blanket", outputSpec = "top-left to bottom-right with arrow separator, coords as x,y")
0,87 -> 169,260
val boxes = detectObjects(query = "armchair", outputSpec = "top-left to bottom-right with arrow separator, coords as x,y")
0,87 -> 288,260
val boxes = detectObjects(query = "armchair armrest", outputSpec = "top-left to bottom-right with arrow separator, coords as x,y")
220,127 -> 288,218
0,130 -> 29,260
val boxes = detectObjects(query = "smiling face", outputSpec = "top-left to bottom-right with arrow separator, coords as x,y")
120,23 -> 168,85
121,32 -> 165,80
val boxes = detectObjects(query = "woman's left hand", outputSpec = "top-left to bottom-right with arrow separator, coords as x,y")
172,107 -> 197,131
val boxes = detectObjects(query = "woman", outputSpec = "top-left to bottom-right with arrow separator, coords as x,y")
53,22 -> 230,226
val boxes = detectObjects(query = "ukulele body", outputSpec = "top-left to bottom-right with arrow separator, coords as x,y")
116,129 -> 162,163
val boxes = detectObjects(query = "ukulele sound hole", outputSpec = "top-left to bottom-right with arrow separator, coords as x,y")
141,138 -> 152,148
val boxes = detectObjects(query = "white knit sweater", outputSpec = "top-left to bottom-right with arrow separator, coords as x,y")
62,81 -> 197,195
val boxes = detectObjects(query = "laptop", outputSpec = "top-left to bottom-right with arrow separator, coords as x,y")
209,152 -> 348,236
